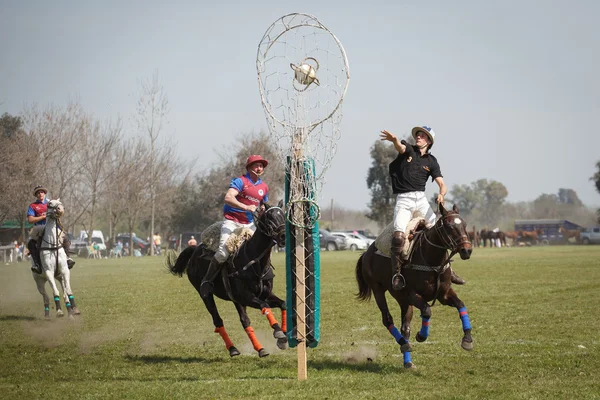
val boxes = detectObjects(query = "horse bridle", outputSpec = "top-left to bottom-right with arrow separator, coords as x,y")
424,213 -> 471,253
39,203 -> 64,251
229,206 -> 285,279
255,206 -> 285,239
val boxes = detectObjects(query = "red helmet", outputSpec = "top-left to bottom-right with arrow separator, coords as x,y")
245,155 -> 268,169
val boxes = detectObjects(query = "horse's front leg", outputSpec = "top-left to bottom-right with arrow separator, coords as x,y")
408,291 -> 432,343
233,303 -> 269,358
33,274 -> 50,319
439,287 -> 473,351
262,291 -> 288,350
41,255 -> 64,318
58,267 -> 79,317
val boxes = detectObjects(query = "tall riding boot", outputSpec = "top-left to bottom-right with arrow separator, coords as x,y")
200,258 -> 222,298
450,267 -> 466,285
391,232 -> 406,290
62,236 -> 76,269
28,239 -> 42,274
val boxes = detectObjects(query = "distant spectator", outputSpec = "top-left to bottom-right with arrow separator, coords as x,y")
188,236 -> 197,247
153,232 -> 162,255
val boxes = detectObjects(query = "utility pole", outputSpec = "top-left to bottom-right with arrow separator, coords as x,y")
330,198 -> 334,231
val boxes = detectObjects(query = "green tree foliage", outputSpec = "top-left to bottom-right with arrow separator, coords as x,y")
558,188 -> 583,206
449,179 -> 508,228
366,140 -> 397,227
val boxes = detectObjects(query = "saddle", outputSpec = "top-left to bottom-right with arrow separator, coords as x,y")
374,215 -> 427,259
200,221 -> 254,254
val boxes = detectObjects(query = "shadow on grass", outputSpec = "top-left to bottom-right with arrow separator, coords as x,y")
310,358 -> 411,374
125,354 -> 219,364
0,315 -> 36,321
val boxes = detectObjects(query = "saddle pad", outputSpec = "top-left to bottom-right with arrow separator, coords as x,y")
374,215 -> 426,257
201,221 -> 254,255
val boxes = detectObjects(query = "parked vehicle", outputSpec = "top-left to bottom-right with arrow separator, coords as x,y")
319,229 -> 347,251
115,233 -> 150,255
580,227 -> 600,245
331,231 -> 369,251
79,230 -> 107,251
344,231 -> 375,247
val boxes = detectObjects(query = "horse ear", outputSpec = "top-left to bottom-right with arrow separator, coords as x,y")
277,199 -> 284,208
263,202 -> 271,210
453,203 -> 459,213
439,201 -> 447,216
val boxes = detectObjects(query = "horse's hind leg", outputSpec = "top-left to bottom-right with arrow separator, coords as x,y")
59,261 -> 80,315
233,303 -> 269,358
201,295 -> 240,357
33,275 -> 50,319
439,288 -> 473,351
372,289 -> 413,368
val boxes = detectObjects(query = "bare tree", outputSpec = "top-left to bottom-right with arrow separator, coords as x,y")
78,118 -> 121,244
136,71 -> 169,255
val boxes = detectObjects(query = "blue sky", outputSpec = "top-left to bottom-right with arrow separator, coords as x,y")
2,0 -> 599,210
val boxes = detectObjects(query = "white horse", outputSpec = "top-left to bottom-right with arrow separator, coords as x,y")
30,199 -> 80,318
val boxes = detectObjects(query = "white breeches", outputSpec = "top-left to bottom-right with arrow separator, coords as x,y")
393,191 -> 437,233
214,219 -> 256,263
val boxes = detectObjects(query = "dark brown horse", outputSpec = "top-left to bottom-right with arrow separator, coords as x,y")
167,203 -> 288,358
355,203 -> 473,368
467,226 -> 480,247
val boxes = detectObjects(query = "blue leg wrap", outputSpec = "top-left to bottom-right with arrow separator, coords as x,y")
458,307 -> 472,330
419,316 -> 430,338
388,325 -> 407,346
54,296 -> 60,302
403,350 -> 412,365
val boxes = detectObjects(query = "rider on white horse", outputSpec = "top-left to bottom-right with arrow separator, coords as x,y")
27,185 -> 75,274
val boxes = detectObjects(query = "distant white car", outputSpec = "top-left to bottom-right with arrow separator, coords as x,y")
331,232 -> 370,251
347,232 -> 375,247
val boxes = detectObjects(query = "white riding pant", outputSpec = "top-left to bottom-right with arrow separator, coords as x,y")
214,219 -> 256,263
393,191 -> 437,233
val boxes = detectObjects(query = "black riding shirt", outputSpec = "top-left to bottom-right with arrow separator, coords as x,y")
389,145 -> 442,194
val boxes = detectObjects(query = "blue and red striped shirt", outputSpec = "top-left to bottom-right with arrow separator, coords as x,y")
223,173 -> 269,224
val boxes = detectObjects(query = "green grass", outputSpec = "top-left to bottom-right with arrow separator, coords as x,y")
1,246 -> 599,399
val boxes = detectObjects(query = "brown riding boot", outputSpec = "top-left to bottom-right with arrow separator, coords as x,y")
62,235 -> 76,269
200,257 -> 223,298
391,232 -> 406,290
450,267 -> 466,285
28,239 -> 42,274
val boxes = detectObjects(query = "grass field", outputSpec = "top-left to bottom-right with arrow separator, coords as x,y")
1,246 -> 599,399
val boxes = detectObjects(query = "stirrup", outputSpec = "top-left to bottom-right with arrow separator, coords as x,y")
199,280 -> 215,298
391,273 -> 406,291
31,264 -> 42,274
67,258 -> 76,269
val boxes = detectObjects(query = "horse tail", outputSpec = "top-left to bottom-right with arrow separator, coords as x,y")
166,246 -> 195,277
355,252 -> 372,302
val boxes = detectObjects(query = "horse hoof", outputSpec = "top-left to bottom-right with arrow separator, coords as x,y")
56,310 -> 64,318
229,346 -> 241,357
400,343 -> 412,353
273,330 -> 286,340
404,362 -> 416,369
72,307 -> 81,315
276,337 -> 288,350
258,348 -> 270,358
461,339 -> 473,351
415,333 -> 427,343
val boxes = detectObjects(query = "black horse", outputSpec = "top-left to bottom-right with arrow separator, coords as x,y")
355,203 -> 474,368
167,203 -> 288,357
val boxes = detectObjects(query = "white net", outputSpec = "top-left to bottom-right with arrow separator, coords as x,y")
257,13 -> 350,227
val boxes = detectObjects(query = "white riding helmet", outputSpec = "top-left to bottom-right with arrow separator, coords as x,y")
411,126 -> 435,145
